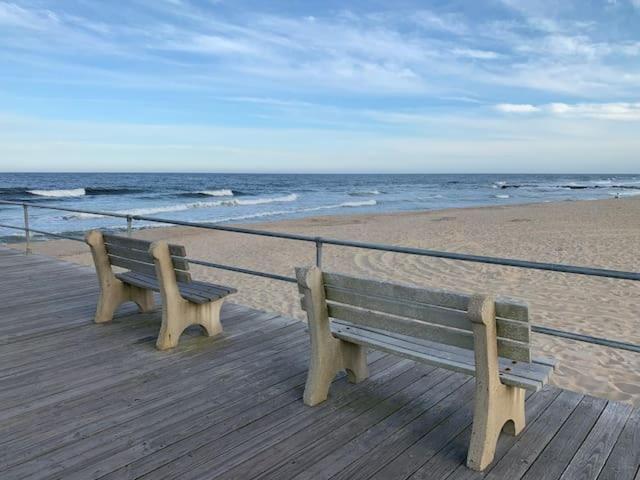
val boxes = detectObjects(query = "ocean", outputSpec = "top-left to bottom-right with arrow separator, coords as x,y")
0,173 -> 639,241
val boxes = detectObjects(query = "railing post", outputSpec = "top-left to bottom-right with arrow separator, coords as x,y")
23,204 -> 32,255
126,216 -> 133,237
315,238 -> 323,268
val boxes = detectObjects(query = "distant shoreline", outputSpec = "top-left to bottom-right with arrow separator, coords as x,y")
2,194 -> 637,244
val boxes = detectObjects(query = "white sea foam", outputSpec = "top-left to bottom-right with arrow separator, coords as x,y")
197,189 -> 234,196
339,200 -> 377,207
29,188 -> 86,197
222,193 -> 298,206
209,199 -> 377,223
350,190 -> 381,196
610,191 -> 640,197
63,194 -> 299,220
495,194 -> 510,199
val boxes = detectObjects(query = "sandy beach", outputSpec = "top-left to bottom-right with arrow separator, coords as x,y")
14,197 -> 640,405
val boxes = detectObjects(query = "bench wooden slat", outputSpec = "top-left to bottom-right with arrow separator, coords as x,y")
108,255 -> 157,277
109,255 -> 191,283
323,272 -> 528,322
330,323 -> 545,391
324,286 -> 529,343
115,272 -> 235,304
105,244 -> 153,264
103,234 -> 186,257
326,302 -> 531,362
105,244 -> 190,272
331,320 -> 551,385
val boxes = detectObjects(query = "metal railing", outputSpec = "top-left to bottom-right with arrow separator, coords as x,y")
0,198 -> 638,353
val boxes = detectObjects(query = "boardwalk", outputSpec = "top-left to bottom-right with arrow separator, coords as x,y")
0,246 -> 639,480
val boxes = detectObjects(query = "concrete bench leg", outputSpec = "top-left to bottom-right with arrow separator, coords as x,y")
466,295 -> 526,471
296,266 -> 369,406
155,297 -> 224,351
467,380 -> 525,471
151,241 -> 225,350
341,340 -> 369,384
86,230 -> 155,324
95,283 -> 155,323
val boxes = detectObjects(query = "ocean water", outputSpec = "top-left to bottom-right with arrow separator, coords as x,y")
0,173 -> 639,240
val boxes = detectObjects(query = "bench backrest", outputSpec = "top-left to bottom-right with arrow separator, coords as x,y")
102,233 -> 192,283
300,270 -> 531,362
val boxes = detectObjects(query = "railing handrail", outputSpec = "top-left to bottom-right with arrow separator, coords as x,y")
1,199 -> 638,282
1,198 -> 639,354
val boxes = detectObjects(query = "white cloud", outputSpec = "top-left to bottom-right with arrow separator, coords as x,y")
495,102 -> 640,120
163,34 -> 260,55
452,48 -> 500,59
0,2 -> 58,30
495,103 -> 540,113
412,10 -> 468,35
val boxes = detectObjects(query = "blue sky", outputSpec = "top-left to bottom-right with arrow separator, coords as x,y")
0,0 -> 639,173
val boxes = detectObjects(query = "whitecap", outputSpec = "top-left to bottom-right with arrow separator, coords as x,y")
28,188 -> 86,198
349,190 -> 381,196
197,189 -> 234,197
222,193 -> 298,206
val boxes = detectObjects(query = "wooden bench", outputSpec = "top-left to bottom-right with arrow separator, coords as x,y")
85,230 -> 236,350
295,266 -> 556,471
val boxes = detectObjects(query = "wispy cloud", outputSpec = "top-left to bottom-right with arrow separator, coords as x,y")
495,104 -> 540,113
495,102 -> 640,120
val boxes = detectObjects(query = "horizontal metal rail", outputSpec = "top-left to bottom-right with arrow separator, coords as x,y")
531,326 -> 640,354
0,222 -> 84,242
1,199 -> 638,281
188,258 -> 297,284
1,199 -> 639,354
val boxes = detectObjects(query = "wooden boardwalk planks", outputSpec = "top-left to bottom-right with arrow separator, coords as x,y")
0,246 -> 638,480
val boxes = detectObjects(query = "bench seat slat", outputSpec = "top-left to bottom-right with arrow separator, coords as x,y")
324,286 -> 529,343
330,322 -> 550,391
327,302 -> 531,362
323,272 -> 528,322
115,272 -> 236,304
332,320 -> 552,385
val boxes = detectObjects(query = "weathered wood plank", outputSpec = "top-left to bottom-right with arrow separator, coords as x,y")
266,373 -> 471,480
597,407 -> 640,480
106,243 -> 190,271
324,286 -> 530,342
520,395 -> 608,480
331,321 -> 550,389
328,303 -> 531,362
558,401 -> 632,480
103,233 -> 186,256
323,272 -> 529,321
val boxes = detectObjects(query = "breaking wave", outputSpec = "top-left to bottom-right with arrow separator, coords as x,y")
63,193 -> 300,219
196,189 -> 234,197
349,190 -> 382,196
28,188 -> 86,198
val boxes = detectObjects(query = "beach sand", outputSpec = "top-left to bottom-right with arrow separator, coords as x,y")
14,197 -> 640,405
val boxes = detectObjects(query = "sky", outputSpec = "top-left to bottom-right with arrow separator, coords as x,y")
0,0 -> 639,173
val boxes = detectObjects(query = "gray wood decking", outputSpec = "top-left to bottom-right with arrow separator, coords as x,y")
0,246 -> 638,480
